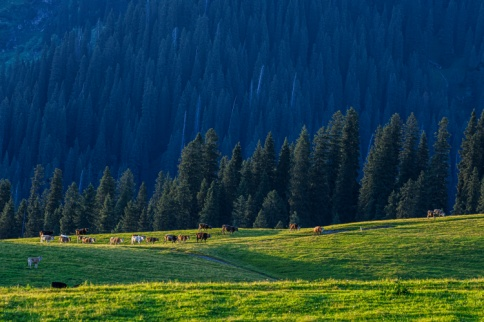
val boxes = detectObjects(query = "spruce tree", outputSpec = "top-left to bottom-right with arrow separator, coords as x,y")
464,167 -> 480,214
25,165 -> 45,237
0,198 -> 15,239
79,184 -> 96,231
117,200 -> 140,232
199,181 -> 220,227
114,168 -> 135,229
232,195 -> 247,227
416,132 -> 429,178
275,138 -> 291,203
202,128 -> 220,184
97,194 -> 115,233
396,179 -> 420,219
60,182 -> 81,234
43,168 -> 63,234
333,107 -> 360,223
262,132 -> 276,187
220,143 -> 243,222
384,190 -> 399,219
427,118 -> 451,212
0,179 -> 12,213
454,110 -> 477,214
477,179 -> 484,214
153,180 -> 178,231
14,199 -> 27,238
397,113 -> 420,186
256,190 -> 286,228
95,166 -> 116,216
289,126 -> 311,226
309,127 -> 331,225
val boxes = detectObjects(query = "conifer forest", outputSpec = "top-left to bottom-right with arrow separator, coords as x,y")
0,0 -> 484,237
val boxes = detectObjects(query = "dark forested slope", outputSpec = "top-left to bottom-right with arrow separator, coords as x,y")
0,0 -> 483,199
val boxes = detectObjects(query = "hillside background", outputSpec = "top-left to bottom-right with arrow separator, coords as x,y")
1,0 -> 483,200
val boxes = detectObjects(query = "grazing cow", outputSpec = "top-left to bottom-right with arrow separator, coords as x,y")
434,209 -> 445,217
81,236 -> 95,244
51,282 -> 67,289
59,235 -> 71,243
196,232 -> 211,242
222,225 -> 238,234
146,237 -> 159,244
164,234 -> 178,243
427,210 -> 434,218
198,223 -> 212,231
177,235 -> 190,243
131,235 -> 145,244
110,237 -> 124,245
40,235 -> 54,243
75,228 -> 89,236
313,226 -> 324,235
39,230 -> 53,237
27,256 -> 42,269
289,223 -> 300,231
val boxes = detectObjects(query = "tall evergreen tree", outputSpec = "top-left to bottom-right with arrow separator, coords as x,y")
220,143 -> 243,223
477,178 -> 484,214
309,127 -> 331,225
25,165 -> 45,237
464,167 -> 480,214
0,179 -> 12,213
275,138 -> 291,204
396,178 -> 421,219
0,198 -> 15,239
95,166 -> 116,216
43,168 -> 63,234
117,200 -> 140,232
454,110 -> 478,214
201,128 -> 220,184
114,168 -> 135,229
427,118 -> 451,212
333,107 -> 360,223
255,190 -> 286,228
153,179 -> 177,231
14,199 -> 27,238
79,184 -> 96,231
60,182 -> 81,234
199,181 -> 220,226
97,194 -> 115,233
397,113 -> 420,186
289,126 -> 311,226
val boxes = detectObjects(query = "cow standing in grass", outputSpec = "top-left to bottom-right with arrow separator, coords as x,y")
110,237 -> 124,245
289,223 -> 300,231
198,223 -> 212,231
164,235 -> 178,243
313,226 -> 324,235
146,237 -> 159,244
27,256 -> 42,268
196,232 -> 211,242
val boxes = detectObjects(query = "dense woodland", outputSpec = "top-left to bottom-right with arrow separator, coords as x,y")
1,109 -> 484,239
1,0 -> 484,237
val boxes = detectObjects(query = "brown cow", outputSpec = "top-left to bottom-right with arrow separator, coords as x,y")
164,234 -> 178,243
289,223 -> 300,231
198,223 -> 212,231
76,228 -> 89,236
146,237 -> 159,244
39,230 -> 53,237
427,210 -> 434,219
177,235 -> 190,242
313,226 -> 324,235
81,236 -> 95,244
196,232 -> 211,242
109,237 -> 124,245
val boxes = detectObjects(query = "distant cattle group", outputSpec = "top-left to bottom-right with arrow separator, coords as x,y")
427,209 -> 445,218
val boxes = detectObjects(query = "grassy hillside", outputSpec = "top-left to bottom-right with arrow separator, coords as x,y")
1,215 -> 483,320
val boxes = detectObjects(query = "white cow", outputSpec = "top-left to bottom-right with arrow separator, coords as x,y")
27,256 -> 42,268
40,235 -> 54,243
131,235 -> 145,245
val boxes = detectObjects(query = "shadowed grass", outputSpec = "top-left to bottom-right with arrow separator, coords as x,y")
1,279 -> 483,321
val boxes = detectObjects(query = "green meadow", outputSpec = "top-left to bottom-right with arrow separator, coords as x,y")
1,215 -> 483,320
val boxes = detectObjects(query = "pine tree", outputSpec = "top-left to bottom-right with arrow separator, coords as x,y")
427,118 -> 451,212
396,178 -> 421,219
289,127 -> 311,226
397,113 -> 420,186
95,166 -> 116,216
153,179 -> 178,231
333,107 -> 360,223
0,198 -> 15,239
202,128 -> 220,184
25,165 -> 45,237
275,138 -> 291,203
384,190 -> 399,219
97,194 -> 115,233
232,195 -> 247,227
43,168 -> 63,234
0,179 -> 12,213
199,181 -> 220,227
327,111 -> 345,204
464,167 -> 480,214
309,127 -> 331,225
79,184 -> 96,231
14,199 -> 27,238
114,168 -> 135,229
147,171 -> 167,229
117,200 -> 140,232
262,132 -> 276,187
220,143 -> 243,222
416,132 -> 429,178
255,190 -> 286,228
477,179 -> 484,214
454,110 -> 477,214
60,182 -> 81,234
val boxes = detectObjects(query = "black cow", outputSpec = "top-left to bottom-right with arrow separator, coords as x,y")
146,237 -> 159,243
164,235 -> 178,243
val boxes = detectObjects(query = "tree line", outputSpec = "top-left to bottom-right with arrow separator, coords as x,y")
1,0 -> 484,201
2,109 -> 484,239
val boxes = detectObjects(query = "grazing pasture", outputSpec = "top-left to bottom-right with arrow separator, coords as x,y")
0,215 -> 483,320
